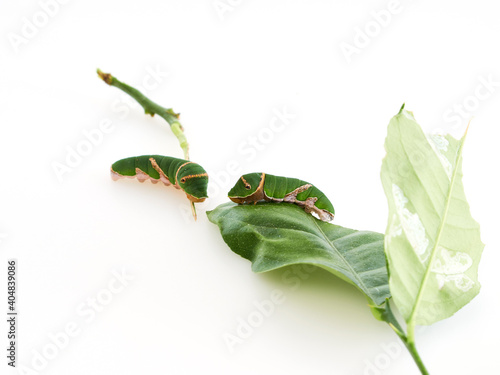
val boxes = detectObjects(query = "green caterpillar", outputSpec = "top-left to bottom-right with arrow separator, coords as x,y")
228,173 -> 335,222
111,155 -> 209,206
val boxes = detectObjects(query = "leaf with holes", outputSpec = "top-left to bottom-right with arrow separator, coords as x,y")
381,105 -> 484,326
207,202 -> 390,305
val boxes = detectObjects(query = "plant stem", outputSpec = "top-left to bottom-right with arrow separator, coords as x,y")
377,301 -> 429,374
389,323 -> 429,375
96,69 -> 190,160
405,339 -> 429,375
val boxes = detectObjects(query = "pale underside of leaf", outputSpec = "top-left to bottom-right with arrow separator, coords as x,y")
207,202 -> 390,305
381,108 -> 484,325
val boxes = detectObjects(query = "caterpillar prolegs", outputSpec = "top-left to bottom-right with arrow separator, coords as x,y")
228,173 -> 335,222
111,155 -> 209,218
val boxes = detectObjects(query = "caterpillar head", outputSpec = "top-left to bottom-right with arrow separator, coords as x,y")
177,163 -> 209,203
228,173 -> 265,203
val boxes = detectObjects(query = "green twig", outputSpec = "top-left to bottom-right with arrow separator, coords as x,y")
372,300 -> 429,374
388,324 -> 429,375
97,69 -> 189,160
405,340 -> 429,375
390,319 -> 429,373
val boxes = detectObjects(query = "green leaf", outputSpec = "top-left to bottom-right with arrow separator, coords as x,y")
381,107 -> 484,326
207,202 -> 390,305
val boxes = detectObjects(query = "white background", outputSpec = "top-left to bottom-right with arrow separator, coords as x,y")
1,0 -> 499,374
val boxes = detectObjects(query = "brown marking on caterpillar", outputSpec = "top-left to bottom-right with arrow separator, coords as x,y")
277,185 -> 334,221
110,168 -> 143,181
263,182 -> 312,204
265,196 -> 283,203
240,175 -> 251,190
282,184 -> 312,203
110,167 -> 165,186
185,193 -> 207,203
180,173 -> 208,184
135,168 -> 150,183
173,162 -> 208,203
149,157 -> 176,188
231,173 -> 266,204
175,161 -> 193,187
318,210 -> 335,222
110,168 -> 123,181
300,197 -> 334,222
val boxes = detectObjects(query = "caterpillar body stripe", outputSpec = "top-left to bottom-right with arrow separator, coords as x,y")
111,155 -> 208,203
228,173 -> 335,222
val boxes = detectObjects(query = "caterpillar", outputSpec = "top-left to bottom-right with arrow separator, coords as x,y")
111,155 -> 208,217
228,173 -> 335,222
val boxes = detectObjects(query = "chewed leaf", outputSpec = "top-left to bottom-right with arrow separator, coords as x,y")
381,107 -> 484,326
207,202 -> 390,305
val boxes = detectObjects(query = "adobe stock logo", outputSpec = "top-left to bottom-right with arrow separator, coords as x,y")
16,269 -> 134,375
213,0 -> 243,21
339,0 -> 404,63
362,340 -> 402,374
223,265 -> 316,354
7,0 -> 72,53
51,120 -> 115,183
443,74 -> 500,130
51,64 -> 169,183
178,105 -> 297,223
223,290 -> 286,353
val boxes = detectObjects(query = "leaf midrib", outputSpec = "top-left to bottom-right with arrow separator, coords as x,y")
407,133 -> 466,326
308,215 -> 373,300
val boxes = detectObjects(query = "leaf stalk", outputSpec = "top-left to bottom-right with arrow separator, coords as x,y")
389,319 -> 429,375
